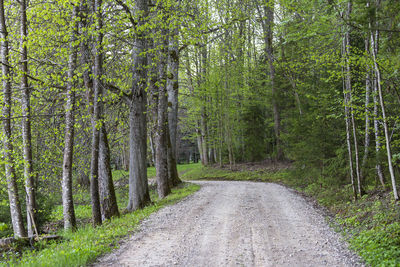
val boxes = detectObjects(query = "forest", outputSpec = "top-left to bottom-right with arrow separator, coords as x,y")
1,0 -> 400,265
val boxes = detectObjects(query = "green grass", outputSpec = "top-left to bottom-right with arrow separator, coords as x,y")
2,183 -> 200,267
181,163 -> 289,183
183,164 -> 400,266
46,163 -> 201,224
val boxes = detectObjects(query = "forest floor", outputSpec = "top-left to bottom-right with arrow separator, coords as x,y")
94,180 -> 362,267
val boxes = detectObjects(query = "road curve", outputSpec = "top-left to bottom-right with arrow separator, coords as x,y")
95,181 -> 362,267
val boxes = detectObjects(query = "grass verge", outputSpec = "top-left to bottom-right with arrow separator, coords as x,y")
1,182 -> 200,267
183,163 -> 400,266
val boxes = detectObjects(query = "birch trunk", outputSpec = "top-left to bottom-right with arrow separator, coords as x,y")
369,5 -> 385,187
360,38 -> 371,184
373,79 -> 385,187
370,29 -> 399,200
20,0 -> 36,236
343,1 -> 357,200
0,0 -> 26,238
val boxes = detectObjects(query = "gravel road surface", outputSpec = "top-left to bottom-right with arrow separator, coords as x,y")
95,181 -> 362,267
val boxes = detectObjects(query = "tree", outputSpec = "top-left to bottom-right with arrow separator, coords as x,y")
20,0 -> 37,236
369,17 -> 399,200
155,27 -> 171,197
257,0 -> 283,160
61,3 -> 79,231
167,13 -> 182,186
99,126 -> 119,219
0,0 -> 26,238
126,0 -> 151,211
90,0 -> 104,226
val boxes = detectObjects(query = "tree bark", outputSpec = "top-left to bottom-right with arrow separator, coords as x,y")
99,126 -> 119,220
167,128 -> 180,186
360,38 -> 371,184
77,0 -> 92,190
196,128 -> 204,164
261,1 -> 282,160
373,75 -> 385,187
90,0 -> 103,226
147,37 -> 158,167
370,28 -> 399,200
343,1 -> 357,200
368,2 -> 385,188
200,45 -> 209,166
167,27 -> 182,186
61,4 -> 79,231
126,0 -> 151,211
20,0 -> 37,236
0,0 -> 26,238
155,28 -> 171,198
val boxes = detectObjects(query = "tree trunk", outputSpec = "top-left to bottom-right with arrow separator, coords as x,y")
196,128 -> 204,164
373,76 -> 385,187
261,2 -> 282,160
155,28 -> 171,198
200,44 -> 209,166
90,0 -> 103,226
370,28 -> 399,200
360,38 -> 371,184
77,0 -> 92,190
367,4 -> 385,188
200,109 -> 209,166
61,4 -> 79,231
147,37 -> 158,167
126,0 -> 151,211
167,128 -> 180,186
20,0 -> 37,236
0,0 -> 26,238
99,126 -> 119,220
167,27 -> 181,186
343,1 -> 357,200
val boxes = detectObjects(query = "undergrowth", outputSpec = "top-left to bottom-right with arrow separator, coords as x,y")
1,163 -> 200,267
183,163 -> 400,266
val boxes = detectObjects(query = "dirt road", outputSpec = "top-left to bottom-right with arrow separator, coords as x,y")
95,181 -> 362,267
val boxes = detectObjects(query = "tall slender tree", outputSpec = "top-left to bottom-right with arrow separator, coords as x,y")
61,4 -> 79,231
20,0 -> 37,236
155,26 -> 172,198
90,0 -> 104,226
167,23 -> 182,186
370,24 -> 399,200
1,0 -> 27,238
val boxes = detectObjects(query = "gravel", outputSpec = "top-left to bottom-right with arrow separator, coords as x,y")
94,181 -> 363,267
